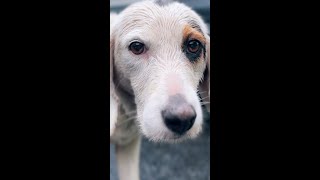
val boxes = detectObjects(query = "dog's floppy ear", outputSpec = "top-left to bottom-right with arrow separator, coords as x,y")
199,35 -> 210,112
110,37 -> 119,136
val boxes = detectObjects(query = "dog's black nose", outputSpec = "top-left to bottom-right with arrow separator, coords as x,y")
161,95 -> 196,135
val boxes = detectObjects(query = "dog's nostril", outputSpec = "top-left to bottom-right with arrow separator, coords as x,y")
161,105 -> 196,135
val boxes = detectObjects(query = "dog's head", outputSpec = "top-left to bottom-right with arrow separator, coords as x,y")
110,0 -> 210,142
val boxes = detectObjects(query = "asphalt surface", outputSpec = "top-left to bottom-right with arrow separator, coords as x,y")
110,111 -> 210,180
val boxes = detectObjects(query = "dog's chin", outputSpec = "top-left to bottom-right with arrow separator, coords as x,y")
140,123 -> 202,143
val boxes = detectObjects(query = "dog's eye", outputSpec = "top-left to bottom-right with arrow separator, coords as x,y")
129,42 -> 145,55
187,40 -> 201,53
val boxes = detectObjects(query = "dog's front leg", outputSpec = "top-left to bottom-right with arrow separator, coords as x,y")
116,135 -> 141,180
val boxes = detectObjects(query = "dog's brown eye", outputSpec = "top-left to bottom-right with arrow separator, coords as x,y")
187,40 -> 201,53
129,42 -> 145,55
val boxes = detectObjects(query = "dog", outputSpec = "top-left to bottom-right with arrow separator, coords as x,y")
110,0 -> 210,179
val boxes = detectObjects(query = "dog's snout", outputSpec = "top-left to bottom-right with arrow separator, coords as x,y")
161,95 -> 196,135
162,104 -> 196,135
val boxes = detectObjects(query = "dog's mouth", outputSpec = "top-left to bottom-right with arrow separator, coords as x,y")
149,131 -> 195,143
141,119 -> 202,143
162,136 -> 190,143
167,133 -> 183,139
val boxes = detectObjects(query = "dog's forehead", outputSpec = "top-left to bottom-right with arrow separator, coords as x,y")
116,1 -> 207,39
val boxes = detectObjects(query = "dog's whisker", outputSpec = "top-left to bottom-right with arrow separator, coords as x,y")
114,74 -> 126,92
201,101 -> 210,103
200,102 -> 210,105
124,111 -> 137,116
118,111 -> 137,119
198,91 -> 208,94
123,116 -> 137,121
199,96 -> 210,100
115,116 -> 138,127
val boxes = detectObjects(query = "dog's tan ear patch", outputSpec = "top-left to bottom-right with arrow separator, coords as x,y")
183,25 -> 206,44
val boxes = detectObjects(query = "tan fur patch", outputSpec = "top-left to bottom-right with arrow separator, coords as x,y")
182,25 -> 206,44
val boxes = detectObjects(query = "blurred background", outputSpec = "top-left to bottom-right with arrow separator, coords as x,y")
110,0 -> 210,179
110,0 -> 210,31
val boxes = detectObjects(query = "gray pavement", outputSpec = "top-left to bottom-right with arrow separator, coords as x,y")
110,111 -> 210,180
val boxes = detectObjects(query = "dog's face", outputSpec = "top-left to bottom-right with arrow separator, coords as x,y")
110,0 -> 210,142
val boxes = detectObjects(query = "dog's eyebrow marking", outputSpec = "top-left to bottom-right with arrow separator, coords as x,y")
187,20 -> 204,35
183,25 -> 206,44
